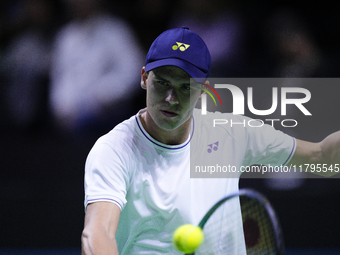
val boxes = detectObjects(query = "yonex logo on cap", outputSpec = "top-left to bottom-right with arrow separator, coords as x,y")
144,27 -> 211,80
172,42 -> 190,51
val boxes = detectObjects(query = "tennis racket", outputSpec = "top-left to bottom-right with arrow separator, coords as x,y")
187,189 -> 285,255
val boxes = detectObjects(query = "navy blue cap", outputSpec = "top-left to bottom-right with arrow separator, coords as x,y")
145,27 -> 211,81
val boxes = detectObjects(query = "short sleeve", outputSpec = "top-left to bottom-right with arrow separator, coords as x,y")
84,137 -> 130,211
242,120 -> 296,167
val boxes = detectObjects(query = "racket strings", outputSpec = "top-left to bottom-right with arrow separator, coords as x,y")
241,196 -> 277,255
194,197 -> 246,255
193,194 -> 282,255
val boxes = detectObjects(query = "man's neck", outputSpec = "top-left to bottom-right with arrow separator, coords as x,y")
139,109 -> 192,146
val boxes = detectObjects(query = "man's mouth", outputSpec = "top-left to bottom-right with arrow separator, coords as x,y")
160,110 -> 178,117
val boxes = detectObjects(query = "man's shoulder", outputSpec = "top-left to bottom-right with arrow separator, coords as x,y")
94,114 -> 138,149
192,108 -> 279,141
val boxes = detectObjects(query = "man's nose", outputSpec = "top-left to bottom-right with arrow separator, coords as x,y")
165,89 -> 179,104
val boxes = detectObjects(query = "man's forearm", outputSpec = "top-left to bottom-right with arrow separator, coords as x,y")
81,229 -> 119,255
320,130 -> 340,164
289,130 -> 340,177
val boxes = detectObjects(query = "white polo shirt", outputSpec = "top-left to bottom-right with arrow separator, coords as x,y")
84,108 -> 295,254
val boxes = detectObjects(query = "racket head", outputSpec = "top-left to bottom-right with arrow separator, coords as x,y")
240,189 -> 285,255
188,189 -> 284,255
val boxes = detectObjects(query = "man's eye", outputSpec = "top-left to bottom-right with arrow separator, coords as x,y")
157,80 -> 168,86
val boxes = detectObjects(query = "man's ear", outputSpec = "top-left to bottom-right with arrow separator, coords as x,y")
141,67 -> 148,90
200,79 -> 210,96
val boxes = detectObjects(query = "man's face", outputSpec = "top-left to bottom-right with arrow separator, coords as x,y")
141,66 -> 205,131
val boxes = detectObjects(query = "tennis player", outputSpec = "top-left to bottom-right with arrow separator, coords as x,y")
81,27 -> 340,254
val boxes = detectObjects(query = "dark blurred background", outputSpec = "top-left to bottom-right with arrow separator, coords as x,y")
0,0 -> 340,254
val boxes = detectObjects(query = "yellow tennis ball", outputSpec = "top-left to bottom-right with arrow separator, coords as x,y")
173,224 -> 204,253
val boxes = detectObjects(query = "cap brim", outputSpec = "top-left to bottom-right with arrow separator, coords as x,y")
145,58 -> 207,83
